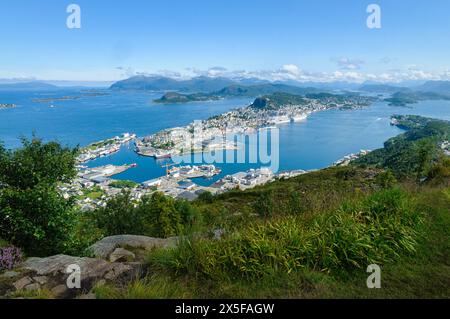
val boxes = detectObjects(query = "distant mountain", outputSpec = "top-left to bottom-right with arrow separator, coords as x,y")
358,84 -> 410,94
415,81 -> 450,95
110,76 -> 237,93
0,81 -> 60,91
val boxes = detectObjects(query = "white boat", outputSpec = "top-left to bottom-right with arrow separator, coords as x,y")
291,114 -> 308,122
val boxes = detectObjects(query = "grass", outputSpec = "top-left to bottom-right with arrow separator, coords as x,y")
8,288 -> 54,299
109,180 -> 138,189
148,188 -> 423,279
93,274 -> 194,299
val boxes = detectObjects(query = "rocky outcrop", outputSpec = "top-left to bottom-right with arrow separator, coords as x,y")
17,254 -> 142,298
88,235 -> 177,259
0,235 -> 178,299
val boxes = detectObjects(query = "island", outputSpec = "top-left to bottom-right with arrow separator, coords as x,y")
154,91 -> 221,104
384,91 -> 450,107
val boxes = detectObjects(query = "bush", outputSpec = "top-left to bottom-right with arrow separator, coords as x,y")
91,191 -> 147,236
197,191 -> 214,203
91,191 -> 200,238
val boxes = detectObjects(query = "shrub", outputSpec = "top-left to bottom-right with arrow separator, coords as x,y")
254,190 -> 275,217
375,170 -> 397,188
91,191 -> 199,238
197,191 -> 214,203
91,191 -> 147,236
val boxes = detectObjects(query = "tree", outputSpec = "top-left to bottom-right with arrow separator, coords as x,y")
139,192 -> 183,238
91,191 -> 146,236
0,137 -> 78,256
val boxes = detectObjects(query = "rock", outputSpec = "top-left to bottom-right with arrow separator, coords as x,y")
13,277 -> 33,291
20,254 -> 142,298
104,262 -> 141,282
25,283 -> 41,291
0,271 -> 19,279
51,284 -> 70,299
32,276 -> 48,285
88,235 -> 177,259
109,248 -> 136,263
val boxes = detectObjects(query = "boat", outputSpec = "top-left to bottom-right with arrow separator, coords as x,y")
291,114 -> 308,122
155,152 -> 172,159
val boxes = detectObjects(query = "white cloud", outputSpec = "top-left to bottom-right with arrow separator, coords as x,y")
332,57 -> 365,70
1,64 -> 448,84
281,64 -> 301,76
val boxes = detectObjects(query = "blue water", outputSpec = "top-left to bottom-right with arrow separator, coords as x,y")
1,88 -> 450,186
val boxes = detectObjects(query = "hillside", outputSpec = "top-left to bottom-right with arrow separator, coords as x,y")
354,115 -> 450,177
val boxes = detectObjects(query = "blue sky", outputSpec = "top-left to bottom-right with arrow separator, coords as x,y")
0,0 -> 449,82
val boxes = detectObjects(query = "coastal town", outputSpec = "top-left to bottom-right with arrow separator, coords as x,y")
60,160 -> 310,211
135,94 -> 372,159
61,94 -> 375,210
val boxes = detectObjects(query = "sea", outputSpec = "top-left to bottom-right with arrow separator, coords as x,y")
1,88 -> 450,186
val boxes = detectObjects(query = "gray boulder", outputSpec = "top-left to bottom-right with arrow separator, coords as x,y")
88,235 -> 177,259
20,254 -> 142,297
109,248 -> 136,263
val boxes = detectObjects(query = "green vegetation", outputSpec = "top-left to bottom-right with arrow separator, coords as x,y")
354,116 -> 450,179
89,191 -> 201,238
109,180 -> 138,189
0,137 -> 79,256
154,92 -> 220,104
0,239 -> 9,248
94,164 -> 450,298
83,138 -> 116,151
82,186 -> 105,200
252,93 -> 308,109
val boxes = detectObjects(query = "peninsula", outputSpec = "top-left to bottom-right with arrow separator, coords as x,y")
138,92 -> 374,158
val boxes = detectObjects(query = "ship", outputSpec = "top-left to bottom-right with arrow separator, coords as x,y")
154,152 -> 172,159
291,114 -> 308,122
